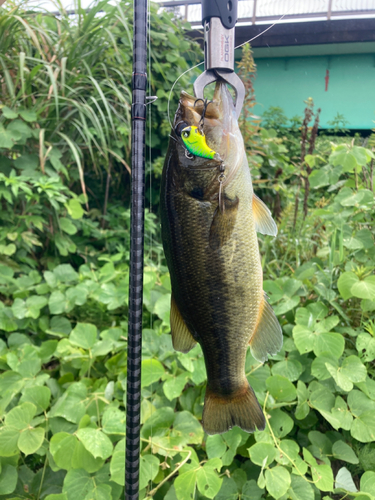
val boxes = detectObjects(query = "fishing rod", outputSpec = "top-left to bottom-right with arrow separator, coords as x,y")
125,0 -> 147,497
125,0 -> 244,496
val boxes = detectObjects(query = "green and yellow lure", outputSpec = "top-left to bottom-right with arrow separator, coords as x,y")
181,126 -> 217,159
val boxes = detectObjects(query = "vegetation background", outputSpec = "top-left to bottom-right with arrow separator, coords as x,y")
0,1 -> 375,499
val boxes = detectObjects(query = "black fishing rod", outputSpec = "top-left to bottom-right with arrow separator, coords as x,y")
125,0 -> 147,497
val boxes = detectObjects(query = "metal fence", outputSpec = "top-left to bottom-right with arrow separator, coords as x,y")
158,0 -> 375,26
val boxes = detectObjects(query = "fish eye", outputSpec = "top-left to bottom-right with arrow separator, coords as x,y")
174,121 -> 189,137
182,131 -> 190,138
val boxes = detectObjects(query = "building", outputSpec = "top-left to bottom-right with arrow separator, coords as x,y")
162,0 -> 375,130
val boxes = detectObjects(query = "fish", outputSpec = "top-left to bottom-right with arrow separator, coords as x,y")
160,81 -> 282,435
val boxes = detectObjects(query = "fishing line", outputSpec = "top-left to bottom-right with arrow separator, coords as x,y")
167,9 -> 293,128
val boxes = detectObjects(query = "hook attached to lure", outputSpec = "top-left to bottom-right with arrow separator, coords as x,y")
181,125 -> 220,160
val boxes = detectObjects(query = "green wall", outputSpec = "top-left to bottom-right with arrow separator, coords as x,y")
250,46 -> 375,129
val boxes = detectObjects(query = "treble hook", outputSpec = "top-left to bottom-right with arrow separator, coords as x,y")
194,98 -> 213,133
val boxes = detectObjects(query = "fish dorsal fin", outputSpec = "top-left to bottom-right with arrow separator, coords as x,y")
209,196 -> 239,250
252,194 -> 278,237
170,294 -> 197,353
249,292 -> 283,362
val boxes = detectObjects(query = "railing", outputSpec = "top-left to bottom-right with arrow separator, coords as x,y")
157,0 -> 375,26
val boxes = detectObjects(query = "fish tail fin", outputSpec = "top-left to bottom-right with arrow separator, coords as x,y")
202,381 -> 265,435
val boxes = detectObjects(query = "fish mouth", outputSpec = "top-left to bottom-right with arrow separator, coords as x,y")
174,81 -> 238,160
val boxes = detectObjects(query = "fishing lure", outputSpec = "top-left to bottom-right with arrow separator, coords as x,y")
181,125 -> 217,159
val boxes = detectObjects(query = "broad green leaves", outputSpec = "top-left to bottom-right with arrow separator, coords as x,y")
1,403 -> 44,456
338,272 -> 375,300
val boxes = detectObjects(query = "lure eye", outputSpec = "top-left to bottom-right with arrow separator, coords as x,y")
174,121 -> 189,137
182,130 -> 190,138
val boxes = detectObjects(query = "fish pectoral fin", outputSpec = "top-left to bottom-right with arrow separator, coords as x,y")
249,292 -> 283,362
252,194 -> 278,237
209,196 -> 239,250
202,381 -> 265,435
170,294 -> 197,353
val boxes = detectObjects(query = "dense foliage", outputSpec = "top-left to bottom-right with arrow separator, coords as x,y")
1,2 -> 375,500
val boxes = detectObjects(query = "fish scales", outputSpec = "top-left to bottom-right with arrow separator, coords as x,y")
161,82 -> 282,434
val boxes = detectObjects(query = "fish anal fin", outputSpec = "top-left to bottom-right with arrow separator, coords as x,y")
253,193 -> 278,237
249,293 -> 283,362
170,295 -> 197,353
202,380 -> 265,435
209,196 -> 239,250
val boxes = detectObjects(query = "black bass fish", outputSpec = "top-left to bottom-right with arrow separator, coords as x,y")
160,82 -> 282,435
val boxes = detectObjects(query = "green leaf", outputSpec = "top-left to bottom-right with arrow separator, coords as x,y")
171,411 -> 204,446
295,381 -> 309,420
154,293 -> 171,325
351,276 -> 375,300
288,475 -> 314,500
18,427 -> 45,455
54,264 -> 79,283
215,477 -> 238,500
139,454 -> 160,490
72,441 -> 104,473
66,199 -> 84,220
70,323 -> 97,349
308,431 -> 332,454
341,355 -> 367,383
293,325 -> 315,354
5,402 -> 36,430
0,464 -> 17,495
0,428 -> 19,456
272,359 -> 303,382
59,218 -> 77,235
249,442 -> 277,466
49,291 -> 66,315
331,396 -> 353,430
357,333 -> 375,362
325,363 -> 353,391
141,407 -> 175,440
337,272 -> 358,300
332,441 -> 358,464
360,471 -> 375,496
269,409 -> 294,438
102,407 -> 126,435
76,428 -> 113,460
335,467 -> 357,492
20,386 -> 51,414
0,124 -> 21,148
49,383 -> 87,423
46,495 -> 68,500
63,469 -> 107,500
348,390 -> 375,417
174,469 -> 197,500
164,373 -> 189,400
50,433 -> 76,470
19,109 -> 37,122
265,466 -> 291,499
110,438 -> 125,485
275,440 -> 299,466
351,411 -> 375,443
206,435 -> 226,460
242,479 -> 264,500
266,375 -> 296,402
196,463 -> 223,499
311,354 -> 338,380
141,359 -> 165,388
2,106 -> 18,119
310,463 -> 333,491
314,332 -> 345,358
